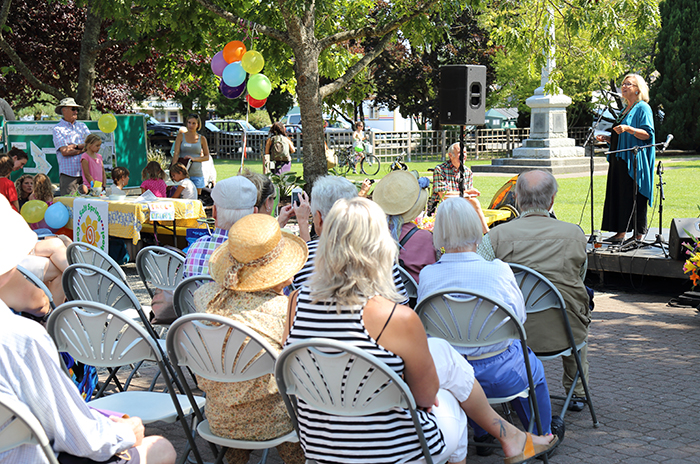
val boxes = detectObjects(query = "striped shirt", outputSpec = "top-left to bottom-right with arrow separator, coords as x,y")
285,287 -> 445,464
293,239 -> 409,304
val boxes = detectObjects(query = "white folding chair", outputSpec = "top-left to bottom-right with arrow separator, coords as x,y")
136,246 -> 186,298
0,394 -> 59,464
46,301 -> 205,462
173,275 -> 214,318
16,264 -> 55,314
415,288 -> 547,457
167,313 -> 298,464
508,263 -> 599,427
66,241 -> 128,284
397,265 -> 418,301
275,338 -> 438,464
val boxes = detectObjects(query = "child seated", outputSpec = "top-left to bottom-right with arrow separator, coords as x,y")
169,163 -> 197,200
140,161 -> 167,198
110,166 -> 130,196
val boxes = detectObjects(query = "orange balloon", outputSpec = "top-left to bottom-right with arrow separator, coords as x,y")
223,41 -> 247,63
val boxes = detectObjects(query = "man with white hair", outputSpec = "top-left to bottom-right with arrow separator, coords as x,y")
183,175 -> 258,277
479,169 -> 592,413
52,97 -> 91,195
428,142 -> 489,233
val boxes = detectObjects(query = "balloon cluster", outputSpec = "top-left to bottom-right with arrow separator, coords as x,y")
211,40 -> 271,108
20,201 -> 70,229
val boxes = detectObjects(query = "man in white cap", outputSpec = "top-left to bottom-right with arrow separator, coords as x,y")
0,196 -> 176,464
52,97 -> 91,195
183,175 -> 258,277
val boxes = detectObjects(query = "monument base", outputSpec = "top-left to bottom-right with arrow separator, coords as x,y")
471,154 -> 608,175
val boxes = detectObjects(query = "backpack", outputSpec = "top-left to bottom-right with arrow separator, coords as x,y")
270,135 -> 290,162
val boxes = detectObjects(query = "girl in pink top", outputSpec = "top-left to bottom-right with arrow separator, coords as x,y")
140,161 -> 167,198
79,134 -> 106,194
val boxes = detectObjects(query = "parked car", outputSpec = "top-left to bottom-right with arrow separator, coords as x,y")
138,113 -> 183,152
204,119 -> 267,156
259,124 -> 303,135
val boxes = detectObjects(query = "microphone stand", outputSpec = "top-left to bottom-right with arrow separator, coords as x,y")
641,161 -> 669,257
584,107 -> 610,243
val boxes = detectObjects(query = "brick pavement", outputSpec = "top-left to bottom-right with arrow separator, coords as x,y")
121,264 -> 700,463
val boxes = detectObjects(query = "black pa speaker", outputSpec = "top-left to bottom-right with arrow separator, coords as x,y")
669,218 -> 700,260
439,65 -> 486,126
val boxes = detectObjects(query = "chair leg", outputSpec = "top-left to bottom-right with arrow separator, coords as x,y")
572,347 -> 599,427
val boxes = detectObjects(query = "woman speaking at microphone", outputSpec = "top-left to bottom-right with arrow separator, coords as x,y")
596,73 -> 655,243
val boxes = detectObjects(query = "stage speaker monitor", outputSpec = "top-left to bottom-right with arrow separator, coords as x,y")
439,65 -> 486,126
669,217 -> 700,261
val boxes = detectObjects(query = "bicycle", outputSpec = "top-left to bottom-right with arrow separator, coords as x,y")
389,152 -> 408,172
337,145 -> 380,176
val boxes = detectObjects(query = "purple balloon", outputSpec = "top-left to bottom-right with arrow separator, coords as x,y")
220,80 -> 246,99
211,51 -> 227,77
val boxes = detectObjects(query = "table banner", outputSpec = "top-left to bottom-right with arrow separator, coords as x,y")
73,198 -> 109,253
148,202 -> 175,221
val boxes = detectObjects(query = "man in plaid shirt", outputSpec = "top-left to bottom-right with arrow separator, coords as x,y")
428,142 -> 490,233
52,98 -> 91,195
183,176 -> 258,277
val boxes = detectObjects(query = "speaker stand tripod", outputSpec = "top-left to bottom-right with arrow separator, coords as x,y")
635,161 -> 669,257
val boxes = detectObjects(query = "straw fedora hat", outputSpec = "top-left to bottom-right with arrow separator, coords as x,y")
55,97 -> 83,115
372,170 -> 428,222
209,214 -> 308,292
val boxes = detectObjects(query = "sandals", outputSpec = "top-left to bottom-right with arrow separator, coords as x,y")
504,433 -> 560,464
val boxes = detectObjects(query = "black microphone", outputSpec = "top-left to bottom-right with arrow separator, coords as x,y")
662,134 -> 674,152
656,161 -> 663,175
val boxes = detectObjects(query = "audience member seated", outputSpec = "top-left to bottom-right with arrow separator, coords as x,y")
284,197 -> 558,464
418,197 -> 562,455
0,195 -> 176,464
0,156 -> 18,211
15,174 -> 34,210
478,170 -> 592,412
194,213 -> 308,464
372,170 -> 436,283
428,142 -> 489,233
169,163 -> 197,199
183,176 -> 257,277
292,176 -> 406,301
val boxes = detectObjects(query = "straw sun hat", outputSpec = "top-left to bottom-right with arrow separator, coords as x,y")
372,170 -> 428,222
55,97 -> 83,114
209,213 -> 308,292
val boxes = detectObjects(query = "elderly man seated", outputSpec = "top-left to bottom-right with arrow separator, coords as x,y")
478,170 -> 592,412
428,142 -> 489,233
417,197 -> 562,455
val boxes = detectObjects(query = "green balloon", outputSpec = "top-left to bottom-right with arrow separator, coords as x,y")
241,51 -> 265,74
247,74 -> 272,100
20,200 -> 48,223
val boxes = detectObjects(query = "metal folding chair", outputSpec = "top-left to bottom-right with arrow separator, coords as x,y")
275,338 -> 438,464
46,301 -> 205,463
167,313 -> 297,464
0,394 -> 59,464
508,263 -> 599,427
173,275 -> 215,318
415,288 -> 547,459
397,265 -> 418,301
136,246 -> 186,298
66,241 -> 128,284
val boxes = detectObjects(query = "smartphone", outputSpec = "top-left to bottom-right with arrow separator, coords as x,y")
291,187 -> 302,206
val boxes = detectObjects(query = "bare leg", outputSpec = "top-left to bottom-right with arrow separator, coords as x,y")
460,381 -> 554,459
33,237 -> 69,272
137,436 -> 177,464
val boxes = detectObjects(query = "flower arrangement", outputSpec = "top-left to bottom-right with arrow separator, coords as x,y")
682,232 -> 700,289
413,211 -> 435,231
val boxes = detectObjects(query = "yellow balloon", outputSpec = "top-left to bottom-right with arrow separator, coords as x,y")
241,51 -> 265,74
20,200 -> 48,223
98,113 -> 118,133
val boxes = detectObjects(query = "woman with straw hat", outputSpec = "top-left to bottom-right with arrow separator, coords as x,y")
372,170 -> 437,283
194,213 -> 308,464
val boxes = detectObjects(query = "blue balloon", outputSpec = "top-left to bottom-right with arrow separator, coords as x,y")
44,202 -> 70,229
222,62 -> 246,87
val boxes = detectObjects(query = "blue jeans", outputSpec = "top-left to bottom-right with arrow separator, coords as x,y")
190,176 -> 205,188
467,340 -> 552,437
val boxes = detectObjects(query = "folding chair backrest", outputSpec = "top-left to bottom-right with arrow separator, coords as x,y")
47,300 -> 160,368
172,275 -> 214,318
136,246 -> 186,297
62,263 -> 142,315
0,394 -> 59,464
66,242 -> 128,283
167,313 -> 277,383
397,266 -> 418,300
16,265 -> 55,312
414,288 -> 525,348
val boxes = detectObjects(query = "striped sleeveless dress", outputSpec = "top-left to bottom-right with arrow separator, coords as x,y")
285,287 -> 446,464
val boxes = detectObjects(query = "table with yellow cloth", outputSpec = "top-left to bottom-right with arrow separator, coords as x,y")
55,196 -> 206,245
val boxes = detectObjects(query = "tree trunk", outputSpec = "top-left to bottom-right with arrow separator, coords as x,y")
75,0 -> 102,119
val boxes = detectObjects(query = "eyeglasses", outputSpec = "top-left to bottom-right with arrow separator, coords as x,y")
70,107 -> 79,112
621,82 -> 638,88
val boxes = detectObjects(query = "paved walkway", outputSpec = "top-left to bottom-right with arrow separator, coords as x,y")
121,264 -> 700,463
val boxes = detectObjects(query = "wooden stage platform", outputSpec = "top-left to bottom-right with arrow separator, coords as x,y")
586,229 -> 690,282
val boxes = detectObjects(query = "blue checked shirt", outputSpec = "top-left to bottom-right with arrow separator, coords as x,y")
183,228 -> 228,277
52,119 -> 91,177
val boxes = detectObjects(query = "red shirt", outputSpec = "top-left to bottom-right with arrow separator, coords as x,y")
0,177 -> 18,211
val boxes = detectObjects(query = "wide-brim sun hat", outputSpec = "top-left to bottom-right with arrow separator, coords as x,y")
55,97 -> 83,115
373,170 -> 428,223
209,213 -> 308,292
0,196 -> 37,276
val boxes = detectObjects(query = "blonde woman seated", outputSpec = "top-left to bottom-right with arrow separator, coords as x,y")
284,197 -> 558,464
194,213 -> 308,464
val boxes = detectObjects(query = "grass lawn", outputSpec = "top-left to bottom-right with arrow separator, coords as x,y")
214,155 -> 700,235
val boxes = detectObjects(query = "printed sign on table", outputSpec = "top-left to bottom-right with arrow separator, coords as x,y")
73,198 -> 109,253
148,202 -> 175,221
